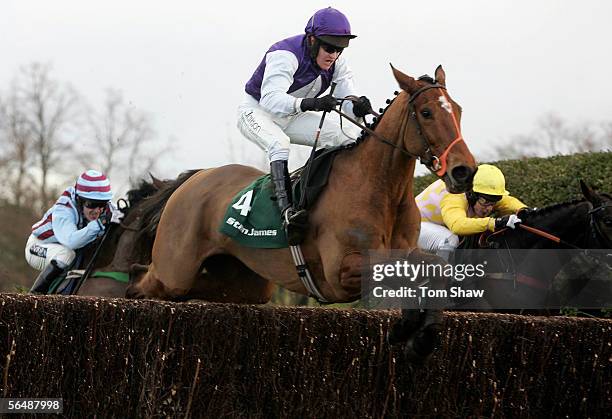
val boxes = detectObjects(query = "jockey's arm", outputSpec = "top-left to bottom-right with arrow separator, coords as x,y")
494,195 -> 528,215
331,56 -> 359,117
52,205 -> 104,250
441,193 -> 495,236
259,50 -> 302,116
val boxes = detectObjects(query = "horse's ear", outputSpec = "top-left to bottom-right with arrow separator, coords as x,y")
435,65 -> 446,87
580,180 -> 602,205
390,63 -> 419,94
150,173 -> 165,190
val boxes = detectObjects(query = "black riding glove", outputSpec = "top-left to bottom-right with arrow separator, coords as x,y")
494,214 -> 522,231
352,95 -> 372,118
300,94 -> 337,112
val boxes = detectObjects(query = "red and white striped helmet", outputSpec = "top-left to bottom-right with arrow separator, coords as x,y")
75,170 -> 113,201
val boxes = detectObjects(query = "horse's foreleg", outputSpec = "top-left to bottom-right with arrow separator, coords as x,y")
388,248 -> 448,364
337,251 -> 365,300
125,263 -> 173,299
126,220 -> 212,300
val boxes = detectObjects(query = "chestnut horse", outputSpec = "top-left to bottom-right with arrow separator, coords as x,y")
127,66 -> 477,360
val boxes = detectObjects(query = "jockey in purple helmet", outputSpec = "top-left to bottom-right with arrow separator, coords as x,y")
238,7 -> 372,244
25,169 -> 123,294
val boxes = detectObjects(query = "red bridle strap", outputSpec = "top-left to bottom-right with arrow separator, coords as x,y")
434,135 -> 465,176
433,88 -> 465,176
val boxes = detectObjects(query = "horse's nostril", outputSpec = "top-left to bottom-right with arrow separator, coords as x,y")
451,166 -> 471,182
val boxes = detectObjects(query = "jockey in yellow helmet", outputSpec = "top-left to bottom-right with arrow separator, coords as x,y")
415,164 -> 529,253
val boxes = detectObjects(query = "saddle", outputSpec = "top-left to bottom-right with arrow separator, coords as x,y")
219,142 -> 356,248
48,270 -> 129,295
292,143 -> 356,211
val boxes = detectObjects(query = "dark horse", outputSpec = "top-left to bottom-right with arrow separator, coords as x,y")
126,66 -> 477,361
58,173 -> 196,297
450,180 -> 612,311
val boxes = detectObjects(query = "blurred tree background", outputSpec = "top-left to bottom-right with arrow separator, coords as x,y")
0,62 -> 168,290
0,61 -> 610,297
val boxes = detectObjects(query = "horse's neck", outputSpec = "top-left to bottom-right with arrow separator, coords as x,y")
529,200 -> 591,246
345,95 -> 416,205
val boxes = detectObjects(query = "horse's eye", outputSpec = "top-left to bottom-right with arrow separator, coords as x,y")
420,108 -> 432,119
603,218 -> 612,227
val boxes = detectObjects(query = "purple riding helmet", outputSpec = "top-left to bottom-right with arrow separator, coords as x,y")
304,7 -> 357,48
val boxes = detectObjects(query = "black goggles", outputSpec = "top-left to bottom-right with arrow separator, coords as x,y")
319,42 -> 344,54
82,199 -> 108,209
476,194 -> 502,205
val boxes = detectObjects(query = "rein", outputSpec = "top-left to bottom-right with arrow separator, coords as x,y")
488,201 -> 612,250
517,224 -> 581,249
336,82 -> 465,176
332,106 -> 418,158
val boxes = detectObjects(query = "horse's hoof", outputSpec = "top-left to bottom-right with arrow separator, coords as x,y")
402,324 -> 442,365
388,323 -> 411,346
125,285 -> 145,299
387,310 -> 425,345
403,342 -> 428,365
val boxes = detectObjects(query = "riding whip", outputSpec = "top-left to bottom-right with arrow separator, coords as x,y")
72,221 -> 115,294
298,82 -> 337,209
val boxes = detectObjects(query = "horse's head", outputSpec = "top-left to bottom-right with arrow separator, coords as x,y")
581,180 -> 612,248
391,65 -> 476,193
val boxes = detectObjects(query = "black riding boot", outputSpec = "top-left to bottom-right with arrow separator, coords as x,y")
29,260 -> 65,294
270,160 -> 308,245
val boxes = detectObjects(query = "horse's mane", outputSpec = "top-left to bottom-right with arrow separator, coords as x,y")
354,91 -> 400,143
528,192 -> 611,219
135,169 -> 201,238
529,198 -> 587,218
482,191 -> 612,249
125,178 -> 160,209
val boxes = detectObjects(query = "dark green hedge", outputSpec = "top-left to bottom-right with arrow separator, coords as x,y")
414,151 -> 612,207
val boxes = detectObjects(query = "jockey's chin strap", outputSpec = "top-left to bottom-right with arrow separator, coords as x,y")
336,82 -> 465,177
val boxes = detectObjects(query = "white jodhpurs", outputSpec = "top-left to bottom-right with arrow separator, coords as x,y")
237,95 -> 359,162
24,234 -> 75,271
417,222 -> 460,257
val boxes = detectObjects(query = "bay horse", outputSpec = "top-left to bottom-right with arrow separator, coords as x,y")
450,180 -> 612,311
126,66 -> 477,361
57,173 -> 194,297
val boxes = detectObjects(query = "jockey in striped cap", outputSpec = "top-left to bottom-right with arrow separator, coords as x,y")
25,169 -> 122,294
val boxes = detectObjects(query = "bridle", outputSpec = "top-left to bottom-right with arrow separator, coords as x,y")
588,202 -> 612,248
116,198 -> 141,232
406,81 -> 465,176
336,77 -> 465,177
